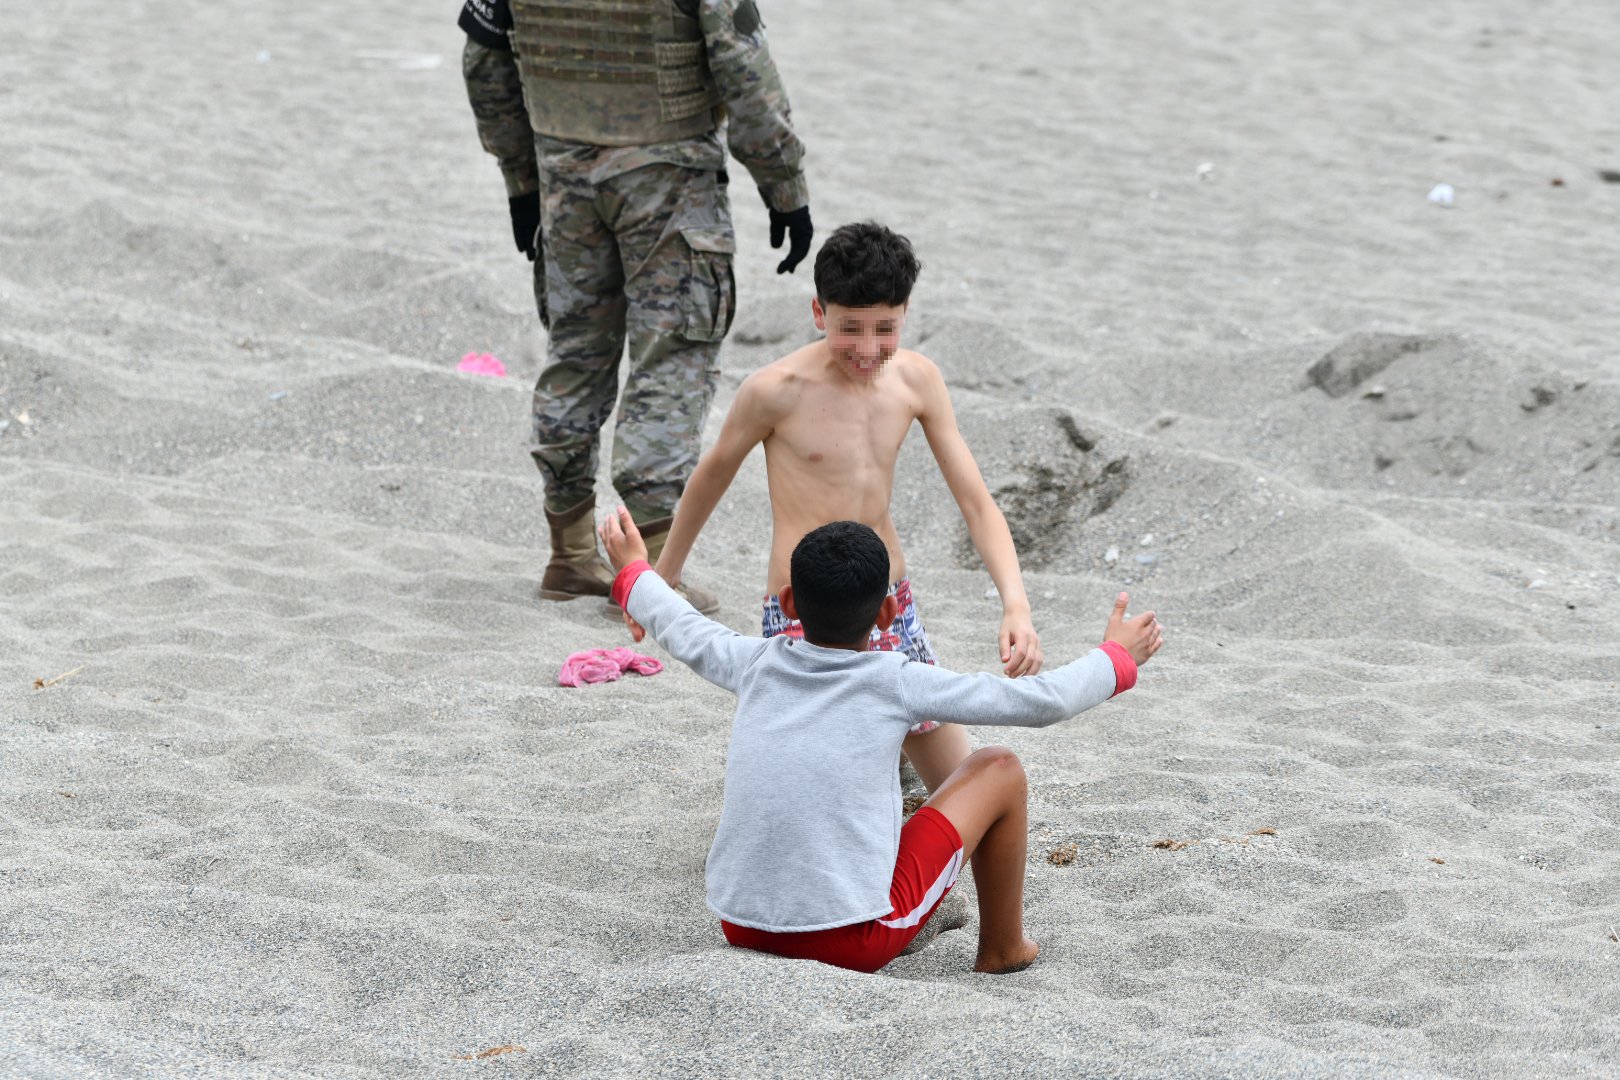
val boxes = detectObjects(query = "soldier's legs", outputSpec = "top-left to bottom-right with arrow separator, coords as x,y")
601,164 -> 734,524
532,169 -> 628,515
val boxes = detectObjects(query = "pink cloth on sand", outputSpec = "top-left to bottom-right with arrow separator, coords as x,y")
456,352 -> 508,377
558,647 -> 663,687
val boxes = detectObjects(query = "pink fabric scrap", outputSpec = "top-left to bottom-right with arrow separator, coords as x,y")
456,352 -> 508,378
558,646 -> 663,687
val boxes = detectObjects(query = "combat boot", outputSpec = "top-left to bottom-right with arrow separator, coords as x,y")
601,514 -> 720,616
641,515 -> 720,614
540,497 -> 614,601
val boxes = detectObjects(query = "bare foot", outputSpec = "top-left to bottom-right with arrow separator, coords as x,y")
974,937 -> 1040,974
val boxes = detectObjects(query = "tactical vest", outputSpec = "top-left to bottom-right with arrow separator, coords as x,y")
509,0 -> 722,146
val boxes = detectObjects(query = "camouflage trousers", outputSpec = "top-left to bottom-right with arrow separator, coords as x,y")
531,161 -> 736,521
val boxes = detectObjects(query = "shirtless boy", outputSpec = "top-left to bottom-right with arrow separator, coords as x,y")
642,221 -> 1042,791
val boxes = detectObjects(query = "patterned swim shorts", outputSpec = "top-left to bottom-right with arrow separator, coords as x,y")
762,577 -> 940,734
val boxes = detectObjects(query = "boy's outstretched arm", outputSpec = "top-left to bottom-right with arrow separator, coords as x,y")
913,358 -> 1043,678
900,592 -> 1164,729
599,507 -> 765,693
653,372 -> 780,588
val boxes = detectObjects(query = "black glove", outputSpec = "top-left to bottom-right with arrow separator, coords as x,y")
767,202 -> 813,275
508,191 -> 541,261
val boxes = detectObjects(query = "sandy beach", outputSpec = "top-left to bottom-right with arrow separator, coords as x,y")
3,1 -> 1618,1076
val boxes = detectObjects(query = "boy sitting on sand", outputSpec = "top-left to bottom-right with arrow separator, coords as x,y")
626,221 -> 1042,792
600,509 -> 1162,975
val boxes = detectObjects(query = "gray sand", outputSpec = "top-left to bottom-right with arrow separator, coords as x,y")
3,1 -> 1618,1077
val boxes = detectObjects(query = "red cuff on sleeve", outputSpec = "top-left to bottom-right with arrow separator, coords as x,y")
1099,641 -> 1138,696
611,560 -> 653,610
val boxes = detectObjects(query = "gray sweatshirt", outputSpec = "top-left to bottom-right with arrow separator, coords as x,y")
623,568 -> 1133,933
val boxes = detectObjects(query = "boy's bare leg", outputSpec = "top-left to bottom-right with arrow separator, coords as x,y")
901,723 -> 972,793
920,746 -> 1040,974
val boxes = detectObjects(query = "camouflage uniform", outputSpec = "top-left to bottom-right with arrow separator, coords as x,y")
461,0 -> 808,524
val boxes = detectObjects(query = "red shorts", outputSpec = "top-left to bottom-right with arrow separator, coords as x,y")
720,807 -> 965,974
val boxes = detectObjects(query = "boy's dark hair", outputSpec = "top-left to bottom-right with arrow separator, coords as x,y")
813,222 -> 922,309
789,521 -> 890,645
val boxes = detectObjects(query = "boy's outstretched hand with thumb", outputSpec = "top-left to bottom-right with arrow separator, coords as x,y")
1104,592 -> 1163,666
598,506 -> 648,574
598,507 -> 650,643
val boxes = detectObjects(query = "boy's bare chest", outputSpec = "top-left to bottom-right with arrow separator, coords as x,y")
769,388 -> 915,474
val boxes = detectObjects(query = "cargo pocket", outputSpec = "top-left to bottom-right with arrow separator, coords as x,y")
680,224 -> 736,343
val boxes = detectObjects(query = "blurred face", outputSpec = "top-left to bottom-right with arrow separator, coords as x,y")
812,299 -> 906,381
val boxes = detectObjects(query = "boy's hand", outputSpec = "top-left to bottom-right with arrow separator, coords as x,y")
1104,592 -> 1164,666
621,609 -> 647,644
1000,611 -> 1044,678
598,506 -> 649,573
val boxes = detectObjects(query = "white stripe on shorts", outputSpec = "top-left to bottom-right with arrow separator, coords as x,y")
876,847 -> 964,930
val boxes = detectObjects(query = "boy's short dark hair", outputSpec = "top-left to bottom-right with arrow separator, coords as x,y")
813,222 -> 922,309
789,521 -> 890,645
